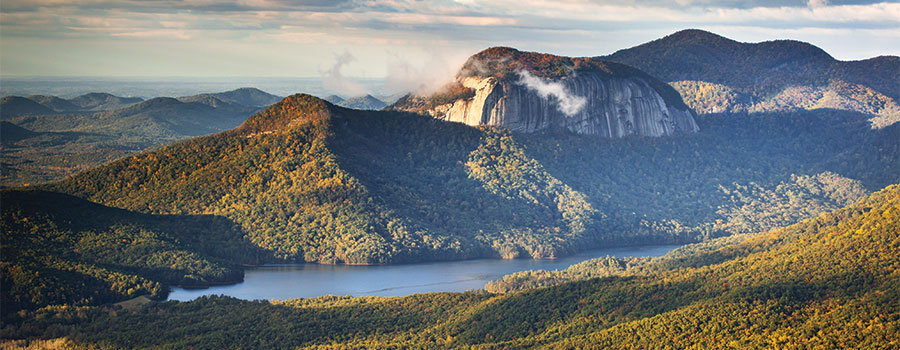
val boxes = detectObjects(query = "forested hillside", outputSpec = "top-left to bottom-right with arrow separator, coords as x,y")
5,184 -> 897,349
604,29 -> 899,100
670,80 -> 900,128
40,93 -> 898,266
605,29 -> 900,128
0,189 -> 263,315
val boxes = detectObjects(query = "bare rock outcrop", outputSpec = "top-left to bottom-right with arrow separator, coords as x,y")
393,47 -> 699,138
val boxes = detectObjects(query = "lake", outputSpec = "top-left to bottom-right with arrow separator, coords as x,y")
168,244 -> 682,301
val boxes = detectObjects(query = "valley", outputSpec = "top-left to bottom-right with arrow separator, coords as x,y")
1,28 -> 898,349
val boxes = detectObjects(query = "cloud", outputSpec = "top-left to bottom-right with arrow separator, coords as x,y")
109,29 -> 191,39
1,0 -> 897,77
383,49 -> 471,95
320,51 -> 369,97
516,69 -> 586,117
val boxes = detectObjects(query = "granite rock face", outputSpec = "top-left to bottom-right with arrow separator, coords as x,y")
396,47 -> 699,138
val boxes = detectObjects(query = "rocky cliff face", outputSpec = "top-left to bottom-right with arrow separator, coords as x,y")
394,47 -> 699,138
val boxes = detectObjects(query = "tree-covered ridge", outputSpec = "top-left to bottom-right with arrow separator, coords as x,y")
484,171 -> 869,293
462,46 -> 615,79
0,96 -> 53,118
604,29 -> 899,101
387,82 -> 476,115
5,184 -> 898,349
672,79 -> 900,128
45,95 -> 612,263
233,93 -> 335,135
42,93 -> 899,265
669,80 -> 751,114
0,189 -> 263,316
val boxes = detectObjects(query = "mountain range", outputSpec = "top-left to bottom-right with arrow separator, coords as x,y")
1,29 -> 898,348
39,90 -> 897,267
325,94 -> 390,110
1,88 -> 281,186
603,29 -> 900,127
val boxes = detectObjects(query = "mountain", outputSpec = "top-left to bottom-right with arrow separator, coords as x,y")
323,94 -> 390,110
2,92 -> 261,187
337,94 -> 388,110
26,95 -> 80,112
0,189 -> 262,314
604,29 -> 900,126
670,79 -> 900,128
11,97 -> 250,140
0,96 -> 53,119
6,184 -> 897,348
177,94 -> 246,109
67,92 -> 143,111
392,47 -> 698,138
109,97 -> 251,136
0,121 -> 39,143
323,94 -> 345,104
179,87 -> 281,108
605,29 -> 899,99
1,93 -> 143,120
41,92 -> 897,265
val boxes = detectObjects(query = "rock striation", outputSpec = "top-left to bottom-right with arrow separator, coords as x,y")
393,47 -> 699,138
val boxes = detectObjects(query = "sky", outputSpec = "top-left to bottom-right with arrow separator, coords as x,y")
1,0 -> 898,92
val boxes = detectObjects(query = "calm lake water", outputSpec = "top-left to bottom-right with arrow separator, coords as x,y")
168,244 -> 682,301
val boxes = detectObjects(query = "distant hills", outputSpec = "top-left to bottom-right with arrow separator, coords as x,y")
604,29 -> 900,127
66,92 -> 144,111
323,94 -> 389,110
0,121 -> 39,143
178,87 -> 282,108
1,87 -> 281,118
0,96 -> 54,118
26,95 -> 81,112
1,88 -> 280,186
2,92 -> 147,117
338,94 -> 388,110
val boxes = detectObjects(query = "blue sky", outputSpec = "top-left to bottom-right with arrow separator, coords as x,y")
1,0 -> 898,86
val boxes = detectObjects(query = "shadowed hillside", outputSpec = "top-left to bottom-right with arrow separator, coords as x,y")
5,184 -> 897,349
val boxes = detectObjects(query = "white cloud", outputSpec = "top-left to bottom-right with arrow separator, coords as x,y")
109,29 -> 191,39
320,51 -> 369,97
1,0 -> 897,76
384,49 -> 471,95
516,70 -> 587,117
808,0 -> 829,8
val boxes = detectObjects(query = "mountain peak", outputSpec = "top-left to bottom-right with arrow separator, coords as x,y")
394,46 -> 696,137
461,46 -> 621,80
324,95 -> 345,104
602,29 -> 854,97
68,92 -> 143,111
213,87 -> 281,107
235,93 -> 334,135
662,29 -> 732,44
336,94 -> 387,110
0,96 -> 54,117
